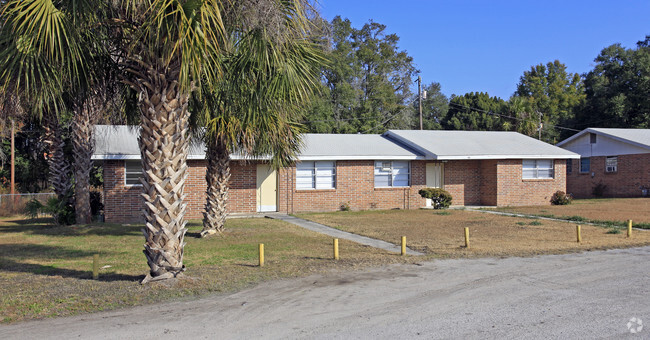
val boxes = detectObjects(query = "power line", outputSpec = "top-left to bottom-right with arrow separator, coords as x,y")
447,102 -> 580,132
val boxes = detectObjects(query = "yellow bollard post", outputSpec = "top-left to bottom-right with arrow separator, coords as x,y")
92,254 -> 99,280
333,238 -> 339,260
259,243 -> 265,267
401,236 -> 406,256
576,225 -> 582,243
627,220 -> 633,238
464,227 -> 470,248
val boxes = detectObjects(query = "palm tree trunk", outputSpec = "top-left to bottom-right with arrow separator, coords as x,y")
72,98 -> 100,225
43,113 -> 72,201
201,139 -> 231,237
137,69 -> 190,283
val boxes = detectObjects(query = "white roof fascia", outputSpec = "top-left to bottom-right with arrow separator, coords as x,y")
437,154 -> 580,160
297,155 -> 423,161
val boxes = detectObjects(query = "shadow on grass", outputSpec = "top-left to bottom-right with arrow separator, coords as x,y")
0,259 -> 143,282
0,220 -> 142,237
0,244 -> 100,260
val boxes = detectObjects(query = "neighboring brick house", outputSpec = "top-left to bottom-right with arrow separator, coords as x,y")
557,128 -> 650,198
94,126 -> 578,223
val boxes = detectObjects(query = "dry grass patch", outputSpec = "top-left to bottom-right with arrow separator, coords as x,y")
0,217 -> 419,323
297,209 -> 650,258
492,198 -> 650,227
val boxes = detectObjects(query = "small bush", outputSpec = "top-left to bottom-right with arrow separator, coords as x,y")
339,201 -> 351,211
592,183 -> 607,197
550,191 -> 572,205
418,188 -> 452,209
43,196 -> 76,225
24,199 -> 44,219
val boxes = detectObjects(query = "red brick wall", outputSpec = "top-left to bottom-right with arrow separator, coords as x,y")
444,160 -> 481,206
495,159 -> 566,206
103,160 -> 258,223
104,160 -> 143,223
103,158 -> 569,223
278,160 -> 427,213
566,153 -> 650,198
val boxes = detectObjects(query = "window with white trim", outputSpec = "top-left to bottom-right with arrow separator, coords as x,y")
125,160 -> 143,186
605,156 -> 618,173
522,160 -> 554,179
580,157 -> 590,173
296,161 -> 336,190
374,161 -> 410,187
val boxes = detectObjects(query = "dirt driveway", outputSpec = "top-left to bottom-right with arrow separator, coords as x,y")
2,246 -> 648,339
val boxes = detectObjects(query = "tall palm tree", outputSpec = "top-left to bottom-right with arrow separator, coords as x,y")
0,0 -> 91,221
109,1 -> 225,282
2,0 -> 226,281
195,0 -> 324,236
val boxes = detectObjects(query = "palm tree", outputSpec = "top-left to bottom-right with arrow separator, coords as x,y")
194,0 -> 324,236
109,1 -> 226,282
0,0 -> 91,221
1,0 -> 226,281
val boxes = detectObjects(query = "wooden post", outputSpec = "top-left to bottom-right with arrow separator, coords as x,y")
627,220 -> 633,238
333,238 -> 339,260
259,243 -> 264,267
576,225 -> 582,243
464,227 -> 470,248
401,236 -> 406,256
92,254 -> 99,280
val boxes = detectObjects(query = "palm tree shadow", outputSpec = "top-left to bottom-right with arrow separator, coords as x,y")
1,259 -> 143,282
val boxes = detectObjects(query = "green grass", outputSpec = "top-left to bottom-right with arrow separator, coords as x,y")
529,221 -> 543,226
434,211 -> 452,216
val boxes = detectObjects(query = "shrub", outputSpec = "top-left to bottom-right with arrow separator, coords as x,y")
43,196 -> 76,225
24,199 -> 44,219
550,191 -> 572,205
339,201 -> 351,212
592,183 -> 607,197
418,188 -> 452,209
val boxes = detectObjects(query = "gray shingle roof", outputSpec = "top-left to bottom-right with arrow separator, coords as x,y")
384,130 -> 579,160
92,125 -> 422,160
557,128 -> 650,149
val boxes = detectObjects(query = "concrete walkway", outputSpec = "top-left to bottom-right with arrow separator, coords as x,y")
267,214 -> 423,256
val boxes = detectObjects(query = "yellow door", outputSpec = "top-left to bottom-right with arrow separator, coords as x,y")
256,164 -> 277,212
425,163 -> 444,207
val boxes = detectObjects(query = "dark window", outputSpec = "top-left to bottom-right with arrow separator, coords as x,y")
566,159 -> 572,174
590,133 -> 597,144
580,158 -> 590,173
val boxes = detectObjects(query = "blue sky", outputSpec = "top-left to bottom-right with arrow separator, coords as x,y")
318,0 -> 650,100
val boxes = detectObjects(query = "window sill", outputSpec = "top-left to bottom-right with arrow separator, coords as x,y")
295,189 -> 336,192
374,187 -> 410,191
522,178 -> 555,182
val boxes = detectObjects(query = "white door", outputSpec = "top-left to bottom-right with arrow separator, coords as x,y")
425,162 -> 444,207
256,164 -> 277,212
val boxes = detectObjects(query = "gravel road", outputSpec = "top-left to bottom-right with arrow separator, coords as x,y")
2,246 -> 649,339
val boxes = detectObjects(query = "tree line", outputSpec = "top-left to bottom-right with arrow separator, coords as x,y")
303,17 -> 650,143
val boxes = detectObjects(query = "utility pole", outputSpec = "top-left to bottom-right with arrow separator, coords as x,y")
537,111 -> 543,140
11,118 -> 15,196
417,76 -> 423,130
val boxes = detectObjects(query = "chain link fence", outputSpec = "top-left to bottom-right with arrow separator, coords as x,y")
0,193 -> 56,216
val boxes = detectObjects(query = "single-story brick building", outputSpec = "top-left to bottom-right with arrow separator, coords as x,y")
557,128 -> 650,198
93,126 -> 578,223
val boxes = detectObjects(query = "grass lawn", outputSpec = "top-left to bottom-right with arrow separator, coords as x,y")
297,209 -> 650,258
491,198 -> 650,228
0,216 -> 419,323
